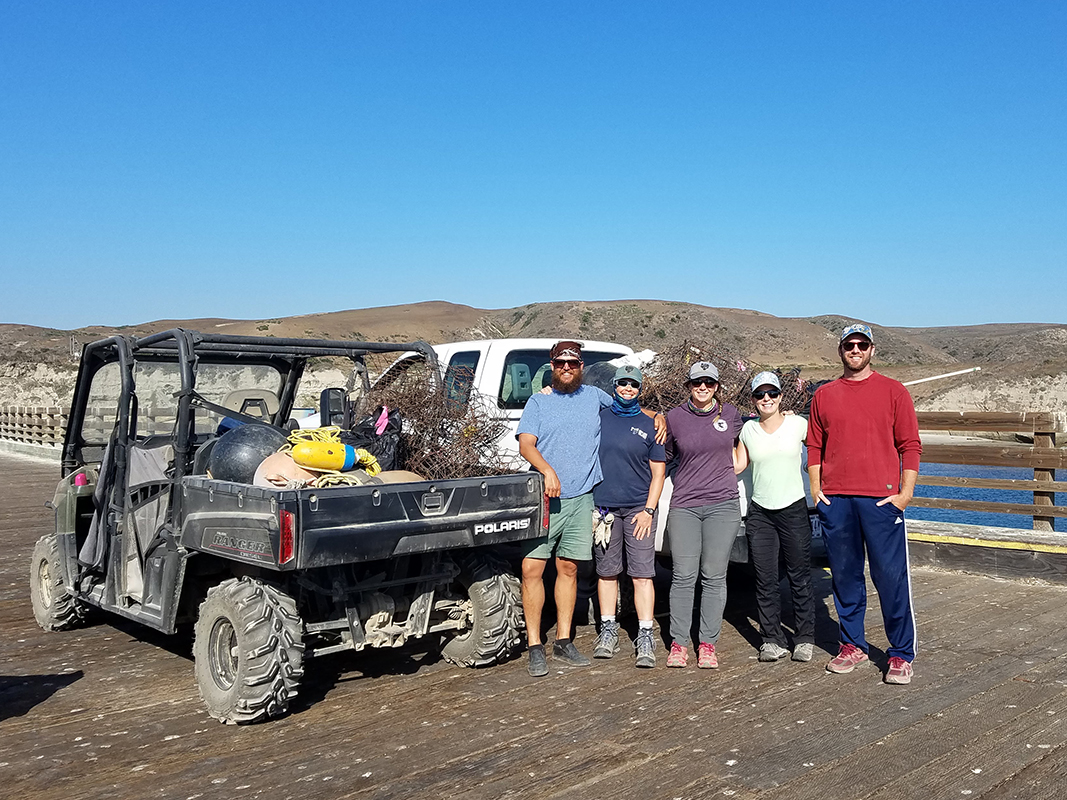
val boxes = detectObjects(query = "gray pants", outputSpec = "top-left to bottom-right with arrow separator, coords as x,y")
667,499 -> 742,646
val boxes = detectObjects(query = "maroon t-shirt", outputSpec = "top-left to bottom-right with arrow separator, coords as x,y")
665,401 -> 743,508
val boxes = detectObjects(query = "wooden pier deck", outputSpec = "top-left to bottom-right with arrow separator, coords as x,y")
2,452 -> 1066,800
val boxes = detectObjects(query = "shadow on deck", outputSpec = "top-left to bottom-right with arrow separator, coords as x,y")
1,453 -> 1065,800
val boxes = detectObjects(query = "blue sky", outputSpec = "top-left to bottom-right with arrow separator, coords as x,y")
2,3 -> 1064,330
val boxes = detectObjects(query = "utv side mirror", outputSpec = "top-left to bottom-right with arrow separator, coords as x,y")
320,388 -> 347,428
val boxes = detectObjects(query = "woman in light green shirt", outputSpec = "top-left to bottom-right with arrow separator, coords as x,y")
734,372 -> 816,663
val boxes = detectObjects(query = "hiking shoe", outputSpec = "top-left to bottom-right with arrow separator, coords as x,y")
666,642 -> 689,668
826,643 -> 869,674
552,639 -> 591,667
885,657 -> 913,685
759,643 -> 790,662
634,629 -> 656,668
593,621 -> 621,659
697,642 -> 719,669
527,646 -> 548,678
792,643 -> 814,662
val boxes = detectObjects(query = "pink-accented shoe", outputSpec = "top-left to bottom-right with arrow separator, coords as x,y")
884,656 -> 913,685
826,643 -> 869,674
697,642 -> 718,669
666,642 -> 688,668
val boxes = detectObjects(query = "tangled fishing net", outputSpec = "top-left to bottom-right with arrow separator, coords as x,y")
638,339 -> 812,417
359,355 -> 518,480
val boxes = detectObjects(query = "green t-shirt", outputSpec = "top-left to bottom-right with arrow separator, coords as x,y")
739,415 -> 808,510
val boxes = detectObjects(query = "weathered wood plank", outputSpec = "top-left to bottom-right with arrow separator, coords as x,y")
910,496 -> 1067,518
916,410 -> 1063,433
922,443 -> 1067,469
916,474 -> 1067,492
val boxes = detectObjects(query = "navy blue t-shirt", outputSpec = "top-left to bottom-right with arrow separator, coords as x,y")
593,407 -> 666,508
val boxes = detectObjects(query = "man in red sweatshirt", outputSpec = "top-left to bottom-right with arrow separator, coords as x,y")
806,323 -> 922,685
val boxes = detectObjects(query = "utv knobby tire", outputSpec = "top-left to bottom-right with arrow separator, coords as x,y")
441,553 -> 523,667
30,534 -> 86,631
193,577 -> 304,725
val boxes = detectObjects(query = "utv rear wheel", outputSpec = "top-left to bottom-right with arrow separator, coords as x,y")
441,553 -> 523,667
30,534 -> 86,631
193,578 -> 304,724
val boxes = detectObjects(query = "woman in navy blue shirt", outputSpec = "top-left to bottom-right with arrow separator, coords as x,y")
591,365 -> 666,668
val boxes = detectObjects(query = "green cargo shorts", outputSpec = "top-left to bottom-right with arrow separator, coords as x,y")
522,492 -> 594,562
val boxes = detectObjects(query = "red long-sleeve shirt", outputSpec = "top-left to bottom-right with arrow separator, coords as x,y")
805,371 -> 922,496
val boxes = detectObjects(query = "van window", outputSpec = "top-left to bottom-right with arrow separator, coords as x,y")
498,349 -> 625,410
445,351 -> 480,404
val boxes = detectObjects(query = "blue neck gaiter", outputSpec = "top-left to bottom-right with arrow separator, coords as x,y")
612,392 -> 642,417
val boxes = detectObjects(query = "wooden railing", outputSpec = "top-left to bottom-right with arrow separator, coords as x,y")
0,406 -> 68,447
915,411 -> 1067,531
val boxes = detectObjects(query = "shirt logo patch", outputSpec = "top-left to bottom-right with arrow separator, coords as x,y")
630,426 -> 648,440
713,418 -> 728,432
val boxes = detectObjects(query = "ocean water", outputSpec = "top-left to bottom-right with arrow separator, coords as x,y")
909,463 -> 1066,533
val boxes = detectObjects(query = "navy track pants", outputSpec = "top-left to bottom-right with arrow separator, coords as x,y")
818,495 -> 916,662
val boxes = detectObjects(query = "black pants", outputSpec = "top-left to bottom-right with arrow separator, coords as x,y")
746,498 -> 815,647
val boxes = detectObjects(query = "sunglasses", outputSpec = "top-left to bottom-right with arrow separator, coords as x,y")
616,379 -> 641,389
689,379 -> 718,388
842,340 -> 871,352
552,359 -> 582,369
752,389 -> 781,400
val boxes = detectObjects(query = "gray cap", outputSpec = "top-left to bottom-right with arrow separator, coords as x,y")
613,365 -> 643,385
750,371 -> 781,393
688,361 -> 719,383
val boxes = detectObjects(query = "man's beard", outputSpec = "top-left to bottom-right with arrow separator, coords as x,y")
552,369 -> 583,394
841,350 -> 873,374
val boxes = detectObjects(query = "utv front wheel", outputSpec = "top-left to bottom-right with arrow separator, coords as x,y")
193,577 -> 304,724
30,534 -> 86,631
441,553 -> 524,667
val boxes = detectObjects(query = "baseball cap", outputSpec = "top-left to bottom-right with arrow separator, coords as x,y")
550,340 -> 583,360
613,365 -> 643,385
688,361 -> 719,383
750,371 -> 781,393
840,323 -> 874,343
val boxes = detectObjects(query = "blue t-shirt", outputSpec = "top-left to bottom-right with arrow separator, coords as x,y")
594,407 -> 666,508
516,385 -> 612,499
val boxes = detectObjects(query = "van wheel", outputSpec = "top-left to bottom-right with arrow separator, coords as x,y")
441,554 -> 523,667
193,578 -> 304,724
30,534 -> 86,631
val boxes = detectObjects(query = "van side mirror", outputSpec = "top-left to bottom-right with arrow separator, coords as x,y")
320,388 -> 347,428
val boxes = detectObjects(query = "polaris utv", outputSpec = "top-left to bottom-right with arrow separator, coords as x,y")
30,330 -> 543,724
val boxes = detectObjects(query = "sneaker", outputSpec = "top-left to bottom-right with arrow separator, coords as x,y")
634,629 -> 656,668
792,643 -> 814,662
552,639 -> 591,667
826,643 -> 869,674
527,645 -> 548,677
666,642 -> 688,668
759,643 -> 789,662
593,621 -> 621,659
697,642 -> 718,669
885,657 -> 913,685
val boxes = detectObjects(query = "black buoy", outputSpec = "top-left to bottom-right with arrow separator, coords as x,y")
207,423 -> 288,484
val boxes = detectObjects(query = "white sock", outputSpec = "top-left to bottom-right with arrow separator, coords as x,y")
638,619 -> 654,630
601,615 -> 616,624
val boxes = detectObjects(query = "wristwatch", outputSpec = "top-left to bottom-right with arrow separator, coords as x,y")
644,507 -> 656,516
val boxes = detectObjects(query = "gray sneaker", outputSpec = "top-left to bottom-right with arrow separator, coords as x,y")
552,639 -> 591,667
634,629 -> 656,668
792,643 -> 814,662
759,642 -> 790,662
527,646 -> 548,677
593,621 -> 621,659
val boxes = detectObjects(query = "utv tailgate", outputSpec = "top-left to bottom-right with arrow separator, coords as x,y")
181,473 -> 545,569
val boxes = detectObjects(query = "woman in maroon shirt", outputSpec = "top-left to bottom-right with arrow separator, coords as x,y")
662,361 -> 743,669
